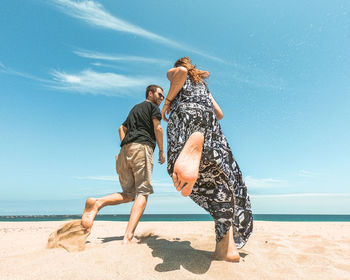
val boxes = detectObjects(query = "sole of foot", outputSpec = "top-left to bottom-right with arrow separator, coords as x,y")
172,132 -> 204,196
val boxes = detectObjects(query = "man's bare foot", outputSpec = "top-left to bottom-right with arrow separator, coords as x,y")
121,233 -> 137,244
172,132 -> 204,196
121,237 -> 138,245
212,226 -> 240,262
81,198 -> 101,231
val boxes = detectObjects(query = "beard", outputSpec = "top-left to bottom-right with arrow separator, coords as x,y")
152,96 -> 160,106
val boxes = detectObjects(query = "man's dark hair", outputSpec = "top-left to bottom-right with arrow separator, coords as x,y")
146,84 -> 163,99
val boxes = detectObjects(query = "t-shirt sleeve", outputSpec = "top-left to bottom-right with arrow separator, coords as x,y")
151,105 -> 162,121
122,119 -> 128,127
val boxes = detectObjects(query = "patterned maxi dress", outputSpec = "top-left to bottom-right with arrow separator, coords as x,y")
167,75 -> 253,249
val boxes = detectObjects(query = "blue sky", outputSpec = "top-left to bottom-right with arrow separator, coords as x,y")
0,0 -> 349,215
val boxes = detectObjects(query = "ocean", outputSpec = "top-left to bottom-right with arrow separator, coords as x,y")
0,214 -> 350,222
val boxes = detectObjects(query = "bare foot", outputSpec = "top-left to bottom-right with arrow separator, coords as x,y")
212,226 -> 240,262
121,238 -> 137,245
121,234 -> 138,245
172,132 -> 204,196
212,249 -> 240,262
81,198 -> 101,231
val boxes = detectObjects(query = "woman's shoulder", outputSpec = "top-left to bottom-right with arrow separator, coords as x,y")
167,66 -> 188,81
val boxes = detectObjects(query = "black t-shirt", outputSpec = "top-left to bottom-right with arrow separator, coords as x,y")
121,101 -> 162,150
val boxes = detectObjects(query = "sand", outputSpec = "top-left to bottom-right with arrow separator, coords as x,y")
0,220 -> 349,280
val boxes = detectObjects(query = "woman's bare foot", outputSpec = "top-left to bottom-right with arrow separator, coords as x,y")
212,226 -> 240,262
213,247 -> 240,262
172,132 -> 204,196
81,198 -> 101,231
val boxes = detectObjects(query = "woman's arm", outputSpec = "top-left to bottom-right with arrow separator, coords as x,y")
161,66 -> 187,122
166,66 -> 187,101
209,93 -> 224,120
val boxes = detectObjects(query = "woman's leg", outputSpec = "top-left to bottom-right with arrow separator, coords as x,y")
172,132 -> 204,196
189,179 -> 240,262
213,225 -> 240,262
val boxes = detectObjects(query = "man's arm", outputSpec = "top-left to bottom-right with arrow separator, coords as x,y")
152,118 -> 165,164
118,125 -> 127,142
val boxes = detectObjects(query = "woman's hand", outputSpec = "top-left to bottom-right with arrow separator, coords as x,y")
162,67 -> 187,122
161,102 -> 171,122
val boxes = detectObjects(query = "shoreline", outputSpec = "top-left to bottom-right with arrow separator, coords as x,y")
1,213 -> 350,222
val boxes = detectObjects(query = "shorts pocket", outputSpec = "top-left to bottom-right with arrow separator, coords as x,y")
116,154 -> 121,174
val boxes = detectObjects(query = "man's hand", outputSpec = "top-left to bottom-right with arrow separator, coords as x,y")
158,150 -> 165,164
161,103 -> 171,122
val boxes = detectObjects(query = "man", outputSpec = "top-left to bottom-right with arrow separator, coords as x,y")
81,84 -> 165,244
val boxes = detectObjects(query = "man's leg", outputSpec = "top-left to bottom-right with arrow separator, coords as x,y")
121,144 -> 153,244
122,194 -> 148,244
81,192 -> 135,231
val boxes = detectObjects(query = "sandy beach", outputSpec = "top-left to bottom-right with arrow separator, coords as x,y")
1,220 -> 349,280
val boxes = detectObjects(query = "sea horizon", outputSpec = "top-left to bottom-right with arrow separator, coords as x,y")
1,214 -> 350,222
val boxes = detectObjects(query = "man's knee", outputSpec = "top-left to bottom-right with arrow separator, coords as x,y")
122,193 -> 136,201
135,193 -> 149,203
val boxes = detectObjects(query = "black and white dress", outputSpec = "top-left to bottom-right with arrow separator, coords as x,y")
167,75 -> 253,249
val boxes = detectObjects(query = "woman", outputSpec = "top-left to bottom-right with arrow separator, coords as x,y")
162,57 -> 253,262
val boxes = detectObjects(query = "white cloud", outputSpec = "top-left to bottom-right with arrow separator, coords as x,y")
51,69 -> 155,96
251,193 -> 350,214
0,61 -> 48,83
74,49 -> 171,65
53,0 -> 173,44
52,0 -> 224,62
298,170 -> 319,178
152,179 -> 173,188
74,177 -> 176,196
231,71 -> 285,91
251,193 -> 350,198
74,175 -> 117,181
91,62 -> 128,71
1,62 -> 145,96
245,175 -> 286,188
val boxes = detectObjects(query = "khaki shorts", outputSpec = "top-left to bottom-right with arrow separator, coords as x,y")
116,142 -> 154,196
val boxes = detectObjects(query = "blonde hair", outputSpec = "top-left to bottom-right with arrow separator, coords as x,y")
174,56 -> 209,84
